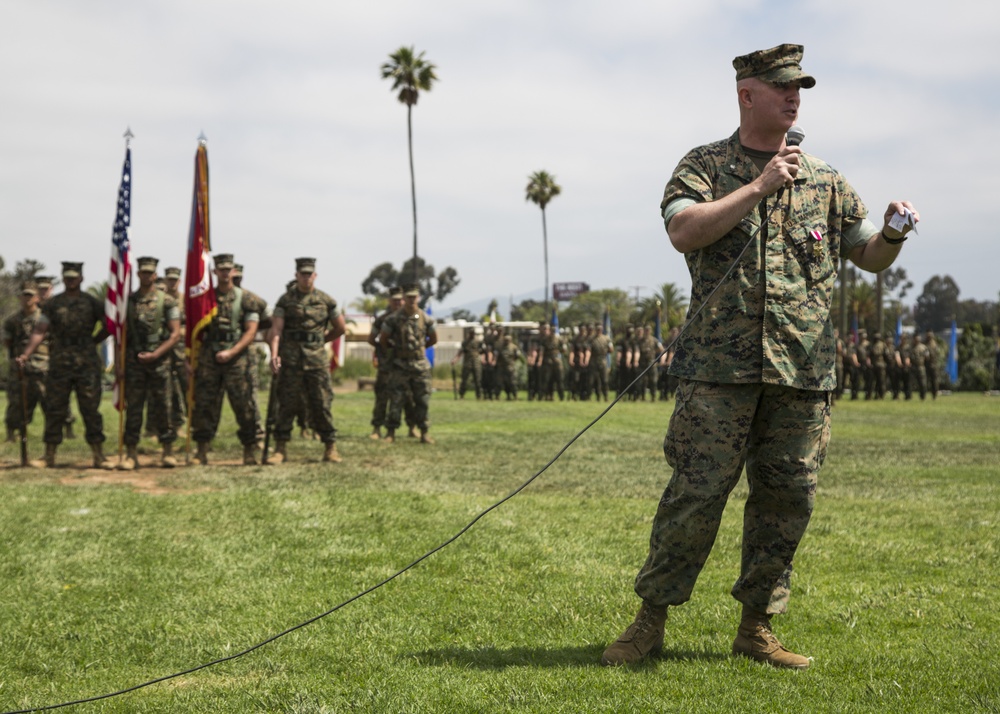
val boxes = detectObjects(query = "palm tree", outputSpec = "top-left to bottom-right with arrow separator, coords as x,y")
525,170 -> 561,314
634,282 -> 688,329
381,46 -> 438,286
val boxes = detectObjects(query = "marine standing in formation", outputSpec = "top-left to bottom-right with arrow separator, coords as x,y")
602,44 -> 918,669
589,322 -> 612,402
118,257 -> 181,470
369,286 -> 404,437
190,253 -> 261,465
379,286 -> 437,443
2,282 -> 48,444
231,262 -> 269,443
162,266 -> 188,434
268,257 -> 345,463
450,325 -> 483,400
16,262 -> 114,469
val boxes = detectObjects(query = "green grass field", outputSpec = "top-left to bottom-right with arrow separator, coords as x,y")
0,389 -> 998,713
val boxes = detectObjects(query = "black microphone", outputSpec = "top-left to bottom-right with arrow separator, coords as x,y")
786,125 -> 805,147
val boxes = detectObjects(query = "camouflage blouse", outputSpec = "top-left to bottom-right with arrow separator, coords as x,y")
274,287 -> 339,370
661,130 -> 874,391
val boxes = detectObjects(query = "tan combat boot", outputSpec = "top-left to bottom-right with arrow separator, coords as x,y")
407,425 -> 418,439
242,443 -> 258,466
161,442 -> 177,469
91,444 -> 115,470
119,445 -> 139,471
419,429 -> 435,445
383,429 -> 395,444
322,442 -> 342,463
195,442 -> 210,465
600,601 -> 667,666
30,443 -> 57,469
5,426 -> 15,443
732,608 -> 810,669
266,440 -> 287,465
369,427 -> 381,441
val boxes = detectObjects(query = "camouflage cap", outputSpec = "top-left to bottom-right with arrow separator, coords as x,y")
21,281 -> 38,295
136,256 -> 159,273
232,263 -> 243,276
214,253 -> 235,270
295,257 -> 316,274
164,266 -> 182,279
733,44 -> 815,88
388,286 -> 404,299
402,284 -> 420,297
61,261 -> 83,278
35,275 -> 55,289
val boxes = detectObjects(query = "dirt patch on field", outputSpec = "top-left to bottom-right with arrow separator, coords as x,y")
0,458 -> 225,495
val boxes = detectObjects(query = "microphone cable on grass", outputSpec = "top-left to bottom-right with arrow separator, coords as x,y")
4,191 -> 787,714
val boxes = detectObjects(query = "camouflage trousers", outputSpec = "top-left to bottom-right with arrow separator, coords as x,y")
124,357 -> 175,445
5,367 -> 46,432
459,360 -> 482,398
191,350 -> 257,446
169,351 -> 187,430
541,359 -> 564,400
496,364 -> 518,398
275,366 -> 336,443
370,365 -> 392,428
386,360 -> 431,432
590,360 -> 609,398
634,379 -> 831,616
43,355 -> 105,445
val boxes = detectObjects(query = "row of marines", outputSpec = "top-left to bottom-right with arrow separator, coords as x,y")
449,322 -> 684,403
2,255 -> 370,469
835,328 -> 943,401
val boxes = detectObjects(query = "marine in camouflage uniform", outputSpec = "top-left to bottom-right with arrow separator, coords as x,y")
898,334 -> 914,399
16,263 -> 113,469
230,263 -> 269,443
190,254 -> 261,465
886,335 -> 902,399
35,275 -> 77,440
267,258 -> 345,463
588,322 -> 612,402
450,325 -> 482,400
2,282 -> 48,441
162,267 -> 188,432
615,325 -> 636,398
526,332 -> 542,401
119,257 -> 181,469
495,329 -> 524,400
869,332 -> 887,399
380,286 -> 437,443
846,338 -> 862,399
603,44 -> 918,669
924,331 -> 940,399
570,324 -> 592,400
636,325 -> 663,401
369,287 -> 404,437
538,322 -> 565,401
910,334 -> 929,400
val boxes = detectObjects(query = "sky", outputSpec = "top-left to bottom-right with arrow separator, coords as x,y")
2,0 -> 998,319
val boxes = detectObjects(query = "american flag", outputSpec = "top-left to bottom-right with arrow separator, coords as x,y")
105,145 -> 132,410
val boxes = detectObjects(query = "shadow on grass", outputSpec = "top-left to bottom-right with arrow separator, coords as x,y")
411,645 -> 727,669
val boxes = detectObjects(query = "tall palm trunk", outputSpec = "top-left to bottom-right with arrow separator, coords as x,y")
541,206 -> 549,315
407,104 -> 418,286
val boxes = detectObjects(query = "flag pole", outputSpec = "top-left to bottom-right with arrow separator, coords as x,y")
116,127 -> 134,467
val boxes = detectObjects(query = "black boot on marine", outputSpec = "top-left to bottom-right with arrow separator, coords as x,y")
600,601 -> 667,666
